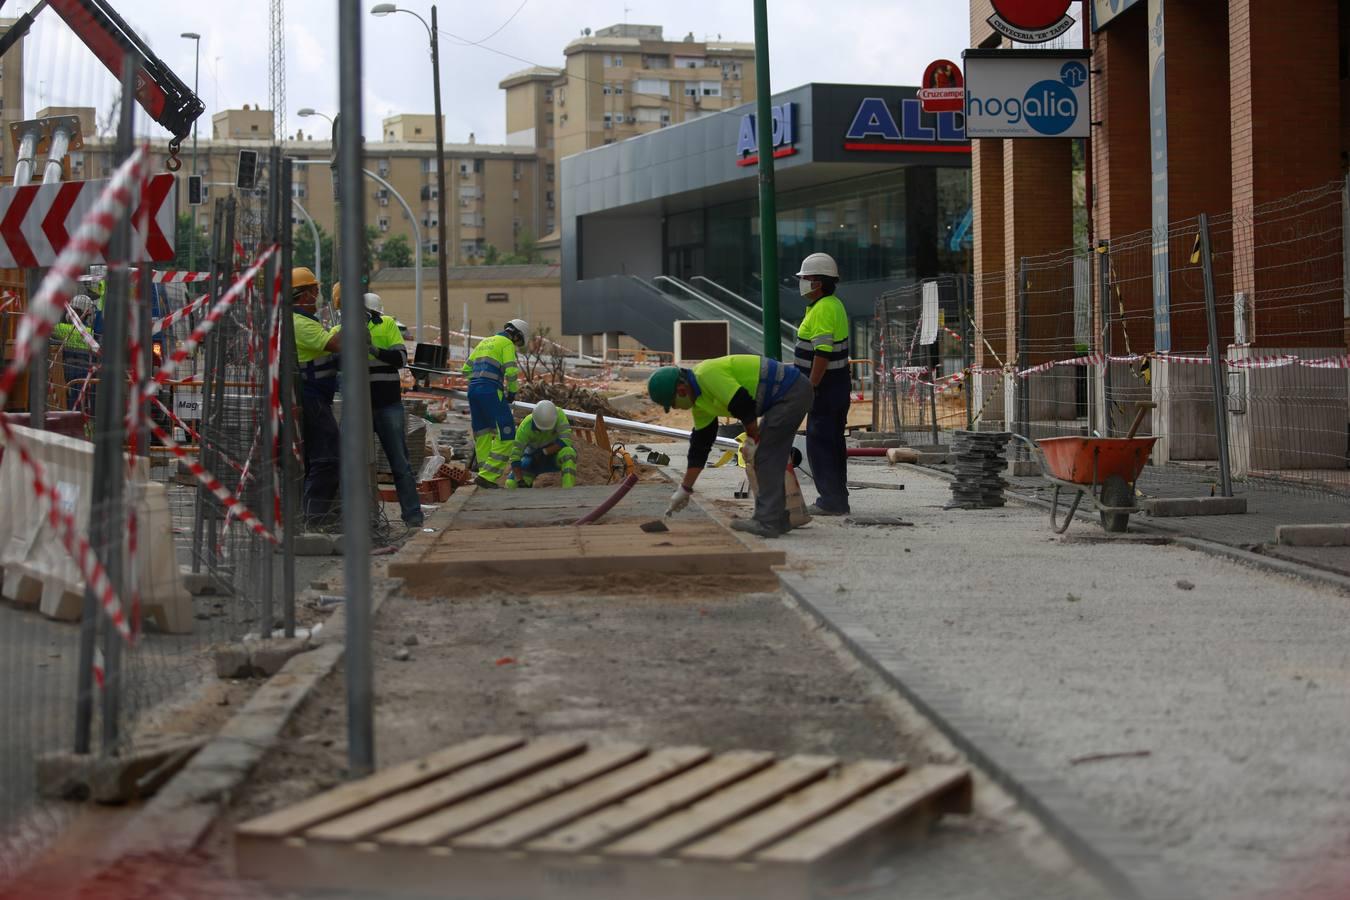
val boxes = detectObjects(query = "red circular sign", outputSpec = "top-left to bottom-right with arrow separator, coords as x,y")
991,0 -> 1074,31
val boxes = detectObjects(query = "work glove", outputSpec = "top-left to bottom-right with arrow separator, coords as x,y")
543,441 -> 561,457
666,485 -> 692,516
504,476 -> 518,490
374,347 -> 403,367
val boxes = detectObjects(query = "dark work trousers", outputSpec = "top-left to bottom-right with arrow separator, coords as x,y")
373,401 -> 424,525
302,391 -> 342,525
754,377 -> 813,530
806,375 -> 851,514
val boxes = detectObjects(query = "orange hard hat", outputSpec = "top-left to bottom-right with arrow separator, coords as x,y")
292,267 -> 318,289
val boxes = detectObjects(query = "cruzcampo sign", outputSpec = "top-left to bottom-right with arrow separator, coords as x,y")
988,0 -> 1076,43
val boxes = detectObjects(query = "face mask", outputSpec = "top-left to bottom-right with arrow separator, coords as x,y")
799,278 -> 816,297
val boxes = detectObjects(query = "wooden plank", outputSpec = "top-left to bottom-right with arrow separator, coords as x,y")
236,735 -> 523,840
453,747 -> 712,851
391,549 -> 785,584
527,751 -> 774,854
305,738 -> 585,843
677,760 -> 906,862
378,743 -> 647,847
754,765 -> 972,865
603,756 -> 836,858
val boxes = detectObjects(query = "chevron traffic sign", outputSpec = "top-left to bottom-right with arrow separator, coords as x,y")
0,174 -> 176,268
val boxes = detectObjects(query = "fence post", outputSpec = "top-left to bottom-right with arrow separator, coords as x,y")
26,270 -> 46,427
1198,213 -> 1234,497
279,158 -> 297,639
259,145 -> 281,637
1098,240 -> 1112,437
1017,256 -> 1030,454
959,275 -> 973,430
870,309 -> 879,433
191,200 -> 226,575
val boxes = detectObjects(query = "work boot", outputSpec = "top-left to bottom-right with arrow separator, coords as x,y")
503,477 -> 518,490
731,518 -> 780,539
806,503 -> 847,517
474,474 -> 499,489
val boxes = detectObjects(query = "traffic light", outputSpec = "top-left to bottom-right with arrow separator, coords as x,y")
236,149 -> 259,190
187,174 -> 204,206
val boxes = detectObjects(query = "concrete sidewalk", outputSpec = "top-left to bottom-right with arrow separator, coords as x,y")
676,450 -> 1350,900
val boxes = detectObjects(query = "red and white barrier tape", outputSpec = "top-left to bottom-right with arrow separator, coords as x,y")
150,269 -> 212,284
142,244 -> 278,403
149,420 -> 279,544
63,305 -> 101,354
152,291 -> 210,333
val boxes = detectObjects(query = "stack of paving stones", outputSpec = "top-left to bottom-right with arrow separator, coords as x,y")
947,430 -> 1012,509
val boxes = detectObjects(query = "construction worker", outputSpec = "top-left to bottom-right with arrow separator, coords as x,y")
649,354 -> 812,538
364,292 -> 423,527
505,400 -> 577,489
794,252 -> 851,516
53,294 -> 95,410
292,266 -> 343,528
462,319 -> 528,486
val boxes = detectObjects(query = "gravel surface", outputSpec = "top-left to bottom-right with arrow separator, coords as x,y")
676,448 -> 1350,900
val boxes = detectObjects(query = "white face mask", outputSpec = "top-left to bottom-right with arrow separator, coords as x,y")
799,278 -> 817,298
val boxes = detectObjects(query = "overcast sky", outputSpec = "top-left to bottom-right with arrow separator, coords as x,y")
19,0 -> 971,144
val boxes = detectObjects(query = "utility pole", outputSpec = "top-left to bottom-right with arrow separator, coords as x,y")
430,5 -> 451,349
752,0 -> 780,359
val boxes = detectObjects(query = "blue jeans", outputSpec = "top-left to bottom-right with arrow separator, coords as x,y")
806,376 -> 851,514
373,401 -> 423,525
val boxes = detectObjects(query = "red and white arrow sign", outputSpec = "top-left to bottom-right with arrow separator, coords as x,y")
0,174 -> 176,268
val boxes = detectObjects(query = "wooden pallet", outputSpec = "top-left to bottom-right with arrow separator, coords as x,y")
388,522 -> 785,585
236,736 -> 972,900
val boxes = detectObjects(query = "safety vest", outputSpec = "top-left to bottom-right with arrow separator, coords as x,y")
795,294 -> 850,381
509,409 -> 574,464
687,355 -> 800,431
462,333 -> 519,392
367,313 -> 405,408
294,311 -> 338,398
52,322 -> 90,352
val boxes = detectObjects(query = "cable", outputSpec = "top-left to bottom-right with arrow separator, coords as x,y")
435,26 -> 734,120
450,0 -> 529,46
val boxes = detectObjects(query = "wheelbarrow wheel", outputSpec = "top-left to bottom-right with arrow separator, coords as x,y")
1099,474 -> 1133,533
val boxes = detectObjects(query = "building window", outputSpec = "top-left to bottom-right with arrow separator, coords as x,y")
544,88 -> 553,101
250,124 -> 259,132
545,190 -> 554,202
291,184 -> 306,198
486,292 -> 509,303
614,84 -> 623,95
604,54 -> 623,67
414,127 -> 423,135
559,113 -> 568,125
545,112 -> 553,123
459,161 -> 471,175
377,159 -> 390,176
423,157 -> 438,173
460,212 -> 477,228
603,83 -> 612,95
461,239 -> 478,257
701,82 -> 721,97
634,78 -> 669,95
378,217 -> 390,232
603,113 -> 613,129
684,85 -> 697,96
546,164 -> 555,182
473,159 -> 483,173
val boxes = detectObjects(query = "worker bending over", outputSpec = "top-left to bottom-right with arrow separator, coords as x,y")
463,319 -> 528,486
649,354 -> 812,538
505,400 -> 577,489
363,292 -> 423,527
54,294 -> 95,410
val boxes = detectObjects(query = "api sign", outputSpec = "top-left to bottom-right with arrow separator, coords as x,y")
962,50 -> 1090,139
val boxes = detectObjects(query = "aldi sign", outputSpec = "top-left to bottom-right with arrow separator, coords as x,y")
962,50 -> 1091,139
736,103 -> 797,167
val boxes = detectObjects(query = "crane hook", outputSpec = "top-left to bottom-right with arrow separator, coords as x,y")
166,138 -> 183,172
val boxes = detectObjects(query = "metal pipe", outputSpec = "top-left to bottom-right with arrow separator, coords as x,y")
338,0 -> 375,777
361,168 -> 422,343
292,198 -> 321,294
429,4 -> 451,349
846,448 -> 889,458
1198,213 -> 1234,498
13,129 -> 39,187
752,0 -> 780,360
280,159 -> 297,639
1098,241 -> 1112,436
26,269 -> 46,427
573,473 -> 638,525
41,125 -> 72,185
261,145 -> 281,637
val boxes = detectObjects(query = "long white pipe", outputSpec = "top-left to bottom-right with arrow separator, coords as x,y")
12,129 -> 38,187
42,126 -> 72,185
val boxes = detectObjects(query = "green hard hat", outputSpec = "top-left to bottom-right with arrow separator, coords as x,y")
647,366 -> 682,411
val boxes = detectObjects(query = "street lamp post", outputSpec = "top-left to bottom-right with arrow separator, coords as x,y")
181,31 -> 201,271
371,3 -> 450,349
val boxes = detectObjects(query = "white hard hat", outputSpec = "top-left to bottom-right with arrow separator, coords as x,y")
795,252 -> 839,279
363,292 -> 383,312
503,318 -> 529,346
533,400 -> 558,431
70,294 -> 94,314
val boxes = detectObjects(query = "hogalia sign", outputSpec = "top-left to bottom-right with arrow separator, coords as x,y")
988,0 -> 1076,43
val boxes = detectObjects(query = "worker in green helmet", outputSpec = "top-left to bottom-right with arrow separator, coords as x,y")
505,400 -> 577,489
648,354 -> 813,538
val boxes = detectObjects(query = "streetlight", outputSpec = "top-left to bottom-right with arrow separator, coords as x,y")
181,31 -> 201,271
298,107 -> 333,125
370,2 -> 450,349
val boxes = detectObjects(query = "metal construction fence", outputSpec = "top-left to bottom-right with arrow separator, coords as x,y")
0,113 -> 303,877
873,177 -> 1350,501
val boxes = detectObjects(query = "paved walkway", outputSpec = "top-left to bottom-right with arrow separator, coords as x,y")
662,445 -> 1350,900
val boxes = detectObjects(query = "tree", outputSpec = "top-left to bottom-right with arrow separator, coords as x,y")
483,243 -> 502,266
512,231 -> 543,265
378,233 -> 413,269
293,222 -> 335,294
172,214 -> 208,270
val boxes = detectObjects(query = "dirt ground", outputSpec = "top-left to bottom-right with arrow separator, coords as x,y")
528,438 -> 665,488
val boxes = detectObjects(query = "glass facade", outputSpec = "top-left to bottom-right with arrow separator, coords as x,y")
668,167 -> 971,303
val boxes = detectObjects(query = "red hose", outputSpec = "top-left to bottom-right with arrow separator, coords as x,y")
846,448 -> 889,457
574,473 -> 639,525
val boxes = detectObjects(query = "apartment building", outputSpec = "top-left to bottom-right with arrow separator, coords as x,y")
499,23 -> 756,237
0,19 -> 25,178
63,107 -> 545,268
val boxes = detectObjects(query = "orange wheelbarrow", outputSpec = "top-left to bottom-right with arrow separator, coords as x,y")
1012,402 -> 1158,534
